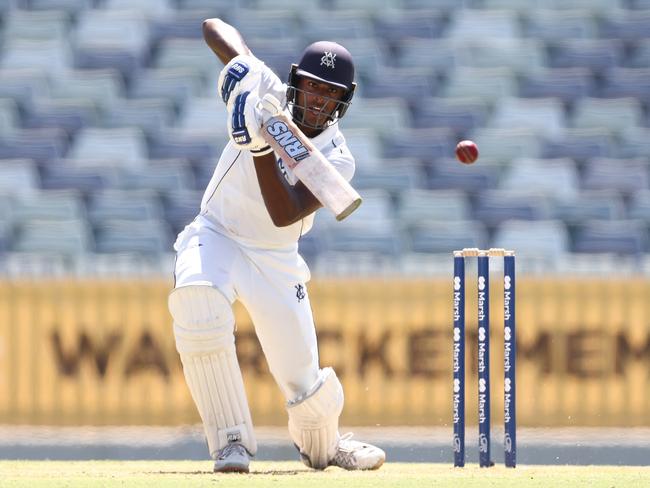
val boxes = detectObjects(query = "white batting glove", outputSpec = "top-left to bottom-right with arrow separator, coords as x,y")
257,93 -> 284,119
227,91 -> 273,156
218,54 -> 264,110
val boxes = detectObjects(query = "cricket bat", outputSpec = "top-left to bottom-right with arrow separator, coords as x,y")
258,95 -> 362,221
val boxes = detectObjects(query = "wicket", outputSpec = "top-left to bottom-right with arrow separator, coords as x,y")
453,248 -> 517,468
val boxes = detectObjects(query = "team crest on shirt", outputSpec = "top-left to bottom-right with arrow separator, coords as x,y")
321,51 -> 336,69
295,284 -> 305,302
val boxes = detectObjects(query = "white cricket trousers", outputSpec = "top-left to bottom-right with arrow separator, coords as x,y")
172,220 -> 320,401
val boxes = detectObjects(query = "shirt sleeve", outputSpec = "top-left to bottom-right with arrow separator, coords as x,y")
328,131 -> 356,183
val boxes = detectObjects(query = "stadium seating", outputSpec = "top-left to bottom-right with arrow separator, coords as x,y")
0,0 -> 649,274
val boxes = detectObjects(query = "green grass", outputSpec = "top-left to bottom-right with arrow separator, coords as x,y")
1,461 -> 650,487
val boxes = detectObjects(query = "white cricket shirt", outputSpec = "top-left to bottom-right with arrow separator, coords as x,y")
197,57 -> 355,250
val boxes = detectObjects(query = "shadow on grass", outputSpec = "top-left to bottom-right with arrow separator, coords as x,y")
150,469 -> 306,476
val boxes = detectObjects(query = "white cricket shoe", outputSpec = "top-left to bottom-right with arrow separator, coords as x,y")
328,433 -> 386,470
213,443 -> 251,473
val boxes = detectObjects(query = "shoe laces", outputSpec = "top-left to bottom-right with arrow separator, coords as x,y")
331,433 -> 359,469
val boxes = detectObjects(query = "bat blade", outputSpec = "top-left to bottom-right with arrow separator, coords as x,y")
261,112 -> 362,221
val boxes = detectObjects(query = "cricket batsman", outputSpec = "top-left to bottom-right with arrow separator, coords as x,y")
167,18 -> 385,473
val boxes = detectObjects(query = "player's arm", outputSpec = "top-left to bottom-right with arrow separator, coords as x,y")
253,153 -> 322,227
202,18 -> 251,64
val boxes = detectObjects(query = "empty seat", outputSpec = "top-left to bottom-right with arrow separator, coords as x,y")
331,0 -> 404,10
69,128 -> 147,164
492,220 -> 570,257
341,97 -> 410,134
407,220 -> 488,254
402,0 -> 458,8
353,161 -> 425,193
299,10 -> 374,41
74,48 -> 144,83
163,189 -> 203,234
230,9 -> 300,40
0,68 -> 50,109
40,164 -> 120,192
427,157 -> 501,192
582,158 -> 649,195
1,39 -> 72,75
155,38 -> 216,77
442,68 -> 517,103
87,189 -> 163,222
599,68 -> 650,103
149,11 -> 207,45
26,0 -> 93,14
617,128 -> 650,158
380,128 -> 454,161
573,220 -> 647,254
335,189 -> 394,228
148,130 -> 224,164
178,97 -> 229,136
94,219 -> 171,254
13,219 -> 93,254
572,98 -> 643,134
0,159 -> 41,195
473,190 -> 552,226
396,189 -> 470,222
488,97 -> 566,137
74,10 -> 149,52
118,160 -> 196,192
627,190 -> 650,221
3,9 -> 70,42
542,128 -> 614,161
522,9 -> 596,40
455,40 -> 545,73
129,69 -> 203,107
252,0 -> 309,10
447,9 -> 521,39
501,158 -> 579,197
0,98 -> 19,134
23,97 -> 98,134
411,97 -> 488,133
599,9 -> 650,40
0,128 -> 67,164
373,9 -> 447,42
547,40 -> 624,73
103,98 -> 176,137
626,39 -> 650,68
13,189 -> 86,221
361,67 -> 436,102
102,0 -> 174,19
321,224 -> 402,256
394,39 -> 457,73
471,128 -> 542,162
553,190 -> 625,223
518,68 -> 594,103
245,38 -> 301,78
545,0 -> 628,12
49,70 -> 123,110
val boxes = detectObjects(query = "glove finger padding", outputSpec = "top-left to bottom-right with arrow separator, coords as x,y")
228,91 -> 273,156
218,54 -> 264,110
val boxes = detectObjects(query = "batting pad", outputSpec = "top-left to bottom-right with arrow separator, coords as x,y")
287,367 -> 344,469
169,285 -> 257,457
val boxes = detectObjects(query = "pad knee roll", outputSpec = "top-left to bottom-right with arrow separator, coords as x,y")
287,367 -> 344,469
169,285 -> 257,456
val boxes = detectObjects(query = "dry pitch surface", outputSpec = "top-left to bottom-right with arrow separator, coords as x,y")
1,461 -> 650,487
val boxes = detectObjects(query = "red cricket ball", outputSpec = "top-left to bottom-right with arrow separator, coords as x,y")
455,140 -> 479,164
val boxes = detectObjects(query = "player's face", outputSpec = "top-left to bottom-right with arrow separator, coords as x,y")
294,76 -> 345,134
